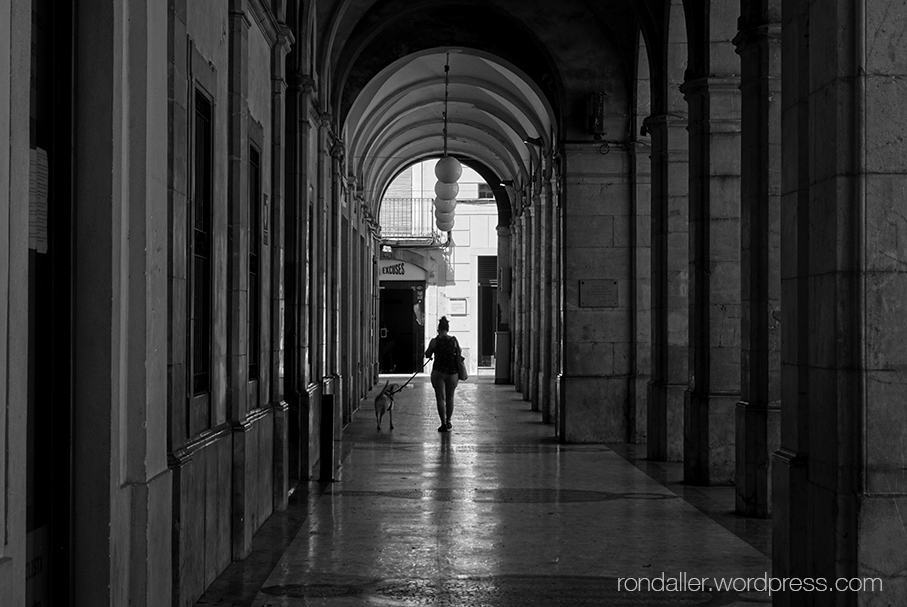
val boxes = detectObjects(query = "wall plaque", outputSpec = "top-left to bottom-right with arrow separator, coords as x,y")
579,279 -> 618,308
449,299 -> 468,316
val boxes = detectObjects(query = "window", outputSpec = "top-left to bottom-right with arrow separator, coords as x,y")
190,89 -> 213,432
248,144 -> 261,384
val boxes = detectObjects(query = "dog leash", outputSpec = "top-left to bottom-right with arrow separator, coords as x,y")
387,357 -> 432,396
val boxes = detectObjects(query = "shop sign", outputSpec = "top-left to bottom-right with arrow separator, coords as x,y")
379,260 -> 426,281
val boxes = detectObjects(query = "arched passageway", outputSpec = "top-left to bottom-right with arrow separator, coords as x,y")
1,0 -> 904,605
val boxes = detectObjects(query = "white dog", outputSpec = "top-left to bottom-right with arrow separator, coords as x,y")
374,380 -> 399,430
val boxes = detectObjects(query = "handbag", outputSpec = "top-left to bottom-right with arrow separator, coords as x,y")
454,338 -> 468,380
456,354 -> 468,381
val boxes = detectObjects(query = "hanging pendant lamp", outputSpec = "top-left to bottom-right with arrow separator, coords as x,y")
432,53 -> 461,233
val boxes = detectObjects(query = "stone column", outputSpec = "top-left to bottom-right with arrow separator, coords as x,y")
773,1 -> 809,600
521,208 -> 532,401
559,145 -> 632,442
549,183 -> 561,429
512,215 -> 523,392
776,0 -> 907,603
630,137 -> 651,444
530,199 -> 542,410
539,184 -> 553,423
270,25 -> 292,513
646,114 -> 689,462
734,5 -> 782,518
495,224 -> 512,384
682,72 -> 741,485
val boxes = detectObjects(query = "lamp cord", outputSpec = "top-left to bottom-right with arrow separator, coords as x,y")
443,53 -> 450,156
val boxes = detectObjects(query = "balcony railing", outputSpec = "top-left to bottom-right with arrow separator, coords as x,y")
378,196 -> 495,241
379,198 -> 437,239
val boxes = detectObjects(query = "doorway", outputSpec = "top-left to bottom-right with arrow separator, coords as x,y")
477,255 -> 498,367
27,0 -> 73,603
379,283 -> 425,373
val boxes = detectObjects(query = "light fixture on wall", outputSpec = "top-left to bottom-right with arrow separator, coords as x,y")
499,179 -> 514,187
433,53 -> 461,233
522,136 -> 544,147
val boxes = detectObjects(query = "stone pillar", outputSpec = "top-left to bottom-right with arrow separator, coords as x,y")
521,209 -> 532,401
530,198 -> 542,411
734,5 -> 782,518
682,71 -> 741,485
776,1 -> 907,603
270,25 -> 292,512
74,2 -> 173,603
495,224 -> 512,384
549,184 -> 561,429
646,114 -> 689,462
512,217 -> 523,392
630,136 -> 651,444
773,1 -> 809,601
539,185 -> 553,423
559,145 -> 632,442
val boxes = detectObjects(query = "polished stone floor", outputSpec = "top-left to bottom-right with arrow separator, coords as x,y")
196,376 -> 772,606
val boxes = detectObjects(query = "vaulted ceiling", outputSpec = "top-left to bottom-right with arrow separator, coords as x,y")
318,0 -> 652,213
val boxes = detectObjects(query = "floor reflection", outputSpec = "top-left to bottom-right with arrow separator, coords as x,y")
197,377 -> 772,607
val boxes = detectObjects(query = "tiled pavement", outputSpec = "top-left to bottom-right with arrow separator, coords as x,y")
196,376 -> 772,606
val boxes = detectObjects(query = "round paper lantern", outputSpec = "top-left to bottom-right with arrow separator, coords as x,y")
432,197 -> 457,213
436,219 -> 455,231
434,209 -> 455,222
434,156 -> 462,183
434,181 -> 459,199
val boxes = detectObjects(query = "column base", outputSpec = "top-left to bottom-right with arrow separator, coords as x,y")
629,373 -> 649,444
684,390 -> 738,485
538,371 -> 551,422
857,493 -> 907,603
557,375 -> 629,442
646,380 -> 685,461
735,401 -> 781,517
529,366 -> 539,411
771,448 -> 807,607
521,365 -> 531,402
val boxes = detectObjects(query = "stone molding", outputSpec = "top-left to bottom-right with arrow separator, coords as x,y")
168,424 -> 233,468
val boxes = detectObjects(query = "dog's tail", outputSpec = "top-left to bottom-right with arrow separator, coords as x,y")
380,379 -> 390,394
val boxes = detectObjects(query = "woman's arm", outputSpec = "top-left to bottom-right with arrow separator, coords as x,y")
424,338 -> 436,358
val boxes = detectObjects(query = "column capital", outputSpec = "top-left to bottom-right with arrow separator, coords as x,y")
733,20 -> 781,54
641,113 -> 688,136
277,24 -> 296,49
679,76 -> 741,100
496,225 -> 512,237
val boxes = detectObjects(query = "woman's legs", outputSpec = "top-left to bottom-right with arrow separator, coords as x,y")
430,371 -> 447,427
444,376 -> 458,426
431,371 -> 459,430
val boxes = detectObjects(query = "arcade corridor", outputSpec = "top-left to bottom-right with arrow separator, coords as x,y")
3,0 -> 907,605
196,377 -> 771,606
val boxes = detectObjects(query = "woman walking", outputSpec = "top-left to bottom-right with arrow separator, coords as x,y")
424,316 -> 461,432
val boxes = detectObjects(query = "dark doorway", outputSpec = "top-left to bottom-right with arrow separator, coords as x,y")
477,256 -> 498,367
27,0 -> 73,603
379,283 -> 424,373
